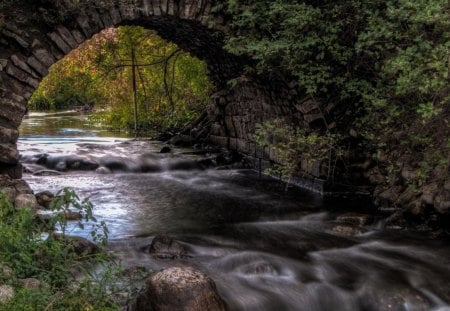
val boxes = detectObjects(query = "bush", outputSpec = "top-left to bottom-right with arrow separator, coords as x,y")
0,189 -> 144,310
255,118 -> 343,182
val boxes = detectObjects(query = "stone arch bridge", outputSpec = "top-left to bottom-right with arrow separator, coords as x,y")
0,0 -> 336,184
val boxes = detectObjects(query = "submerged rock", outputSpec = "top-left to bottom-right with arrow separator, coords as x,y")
52,234 -> 100,255
133,267 -> 227,311
160,146 -> 172,153
33,170 -> 62,176
149,235 -> 187,259
59,211 -> 82,221
336,213 -> 373,227
169,135 -> 194,147
331,225 -> 363,237
95,166 -> 112,174
35,191 -> 54,208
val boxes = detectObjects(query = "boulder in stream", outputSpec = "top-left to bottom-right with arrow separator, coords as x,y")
149,235 -> 187,259
133,267 -> 227,311
160,146 -> 172,153
52,234 -> 100,255
35,191 -> 54,208
14,194 -> 39,212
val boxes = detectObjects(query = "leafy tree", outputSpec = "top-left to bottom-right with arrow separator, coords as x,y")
30,26 -> 213,134
219,0 -> 450,184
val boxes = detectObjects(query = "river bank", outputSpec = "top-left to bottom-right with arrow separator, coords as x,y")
0,111 -> 445,310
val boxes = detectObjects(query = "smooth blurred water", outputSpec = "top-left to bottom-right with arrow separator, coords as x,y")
18,111 -> 450,311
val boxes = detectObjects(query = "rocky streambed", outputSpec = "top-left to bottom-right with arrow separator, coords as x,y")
6,111 -> 449,310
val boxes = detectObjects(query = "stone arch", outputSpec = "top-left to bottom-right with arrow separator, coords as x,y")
0,0 -> 318,181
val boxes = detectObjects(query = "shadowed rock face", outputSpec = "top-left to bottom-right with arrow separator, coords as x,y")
133,266 -> 227,311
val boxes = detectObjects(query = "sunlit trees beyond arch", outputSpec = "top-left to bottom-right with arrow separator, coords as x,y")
29,26 -> 213,134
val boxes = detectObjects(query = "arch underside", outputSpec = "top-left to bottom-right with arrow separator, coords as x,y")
0,0 -> 314,181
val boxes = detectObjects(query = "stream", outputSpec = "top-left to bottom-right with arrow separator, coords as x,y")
19,111 -> 450,311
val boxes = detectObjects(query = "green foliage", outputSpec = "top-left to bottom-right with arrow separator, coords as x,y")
48,188 -> 108,245
221,0 -> 450,184
30,26 -> 212,135
0,189 -> 137,310
254,119 -> 342,181
0,189 -> 106,286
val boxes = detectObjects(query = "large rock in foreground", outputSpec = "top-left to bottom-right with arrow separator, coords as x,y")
134,267 -> 226,311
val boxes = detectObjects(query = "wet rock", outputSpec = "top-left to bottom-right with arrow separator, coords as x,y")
140,163 -> 161,173
241,262 -> 276,275
169,134 -> 194,147
55,161 -> 67,171
95,166 -> 112,174
102,158 -> 129,171
133,267 -> 226,311
13,179 -> 33,194
336,213 -> 373,227
0,285 -> 13,303
59,211 -> 82,221
35,154 -> 48,165
160,146 -> 172,153
149,235 -> 187,259
14,194 -> 39,211
35,191 -> 54,208
52,234 -> 100,255
33,170 -> 62,176
65,157 -> 99,171
215,150 -> 240,166
197,158 -> 215,169
331,225 -> 363,237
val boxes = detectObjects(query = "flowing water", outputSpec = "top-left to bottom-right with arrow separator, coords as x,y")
19,111 -> 450,311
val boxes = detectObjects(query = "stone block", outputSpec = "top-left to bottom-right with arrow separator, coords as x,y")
109,6 -> 122,24
10,55 -> 35,76
56,25 -> 78,49
1,29 -> 29,48
86,9 -> 104,32
5,63 -> 39,88
0,98 -> 27,127
77,14 -> 93,37
0,126 -> 19,144
99,11 -> 114,28
32,47 -> 56,68
296,99 -> 318,114
209,135 -> 228,148
0,143 -> 19,164
27,56 -> 48,76
48,32 -> 72,54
